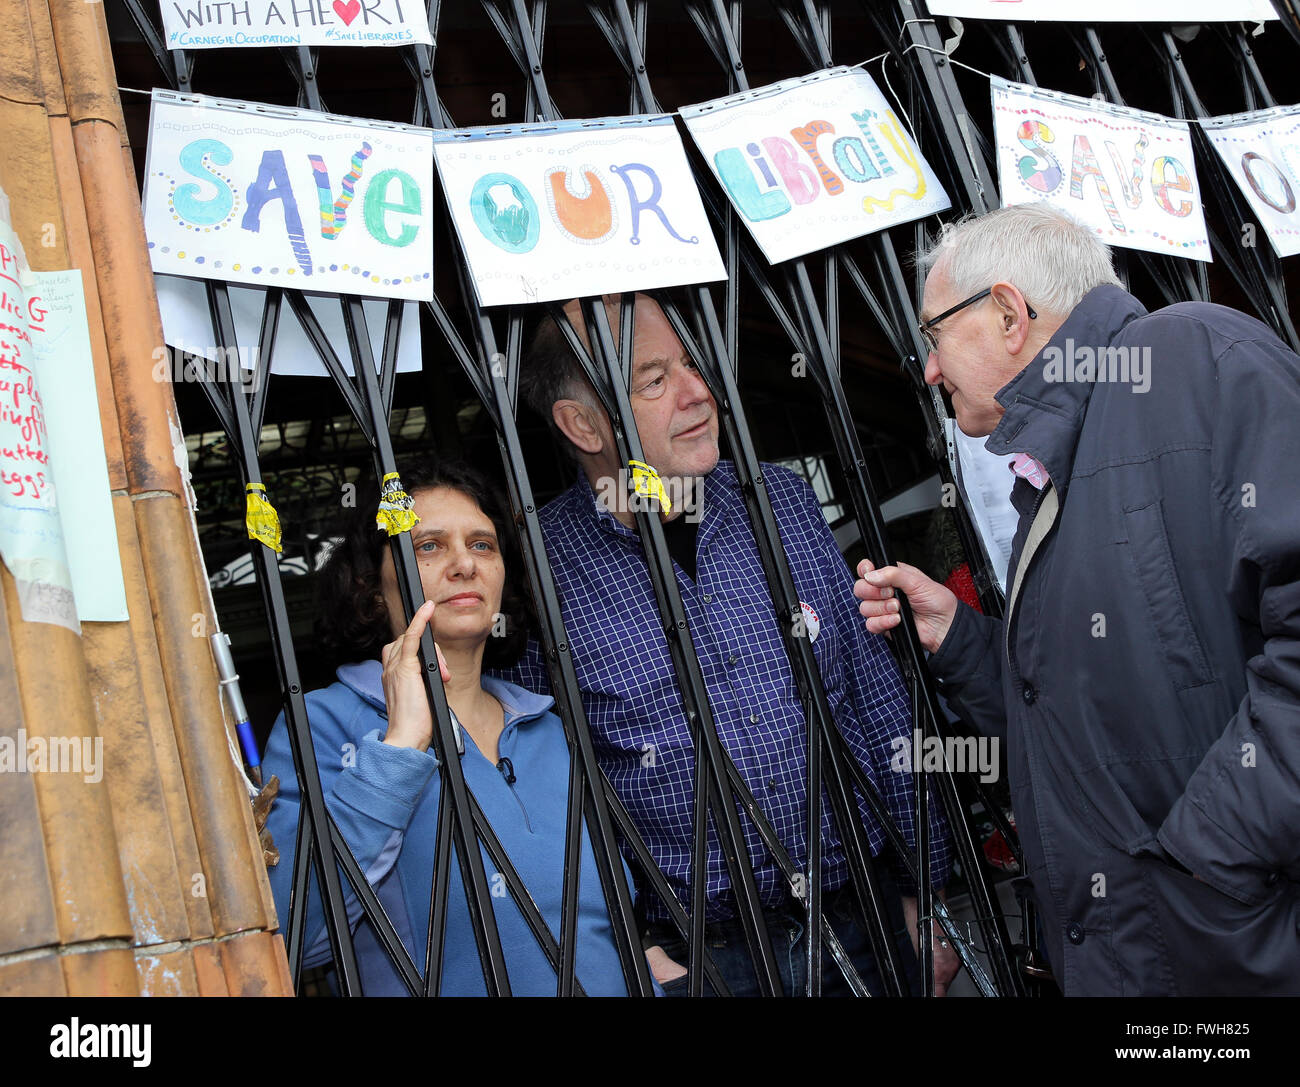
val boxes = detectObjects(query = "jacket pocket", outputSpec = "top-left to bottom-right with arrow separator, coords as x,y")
1121,499 -> 1215,690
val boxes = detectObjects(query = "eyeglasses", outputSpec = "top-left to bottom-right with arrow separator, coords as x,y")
918,288 -> 1037,355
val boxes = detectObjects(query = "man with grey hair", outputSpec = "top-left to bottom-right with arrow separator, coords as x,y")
499,292 -> 960,997
856,202 -> 1300,995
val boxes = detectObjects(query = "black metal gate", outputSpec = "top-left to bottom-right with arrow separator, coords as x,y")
109,0 -> 1299,996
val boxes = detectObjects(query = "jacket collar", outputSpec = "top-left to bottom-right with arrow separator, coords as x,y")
985,285 -> 1147,502
336,660 -> 555,727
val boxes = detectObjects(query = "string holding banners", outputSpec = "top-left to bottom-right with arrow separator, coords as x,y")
679,66 -> 952,267
925,0 -> 1276,22
433,116 -> 726,308
158,0 -> 434,50
143,91 -> 435,301
991,77 -> 1211,263
1201,104 -> 1300,259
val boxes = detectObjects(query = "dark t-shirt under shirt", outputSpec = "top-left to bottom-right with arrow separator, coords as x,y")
660,513 -> 698,583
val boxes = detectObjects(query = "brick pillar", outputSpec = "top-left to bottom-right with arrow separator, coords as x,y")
0,0 -> 291,997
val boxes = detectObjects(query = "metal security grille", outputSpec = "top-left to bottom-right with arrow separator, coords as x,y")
108,0 -> 1300,997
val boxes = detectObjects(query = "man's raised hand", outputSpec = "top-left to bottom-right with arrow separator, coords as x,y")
854,560 -> 959,655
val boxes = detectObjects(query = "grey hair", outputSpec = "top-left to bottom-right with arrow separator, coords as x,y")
919,202 -> 1121,318
522,307 -> 601,461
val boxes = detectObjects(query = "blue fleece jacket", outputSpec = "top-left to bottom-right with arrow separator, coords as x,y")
261,663 -> 637,996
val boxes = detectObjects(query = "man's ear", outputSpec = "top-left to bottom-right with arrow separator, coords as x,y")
991,281 -> 1032,356
552,398 -> 606,456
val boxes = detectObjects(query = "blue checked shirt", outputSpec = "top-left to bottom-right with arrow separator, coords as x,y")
497,461 -> 951,922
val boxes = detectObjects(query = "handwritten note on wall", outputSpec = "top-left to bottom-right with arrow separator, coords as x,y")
0,192 -> 78,632
27,270 -> 128,622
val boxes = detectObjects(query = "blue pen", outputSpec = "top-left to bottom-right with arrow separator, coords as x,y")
211,631 -> 262,787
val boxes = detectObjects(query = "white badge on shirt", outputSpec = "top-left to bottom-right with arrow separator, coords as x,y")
799,601 -> 821,644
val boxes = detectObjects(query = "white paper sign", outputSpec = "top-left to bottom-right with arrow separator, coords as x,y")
0,193 -> 78,632
154,275 -> 423,378
433,116 -> 726,307
1203,104 -> 1300,258
992,77 -> 1210,262
143,92 -> 435,300
159,0 -> 433,49
927,0 -> 1276,21
951,421 -> 1017,594
681,67 -> 951,266
27,270 -> 129,623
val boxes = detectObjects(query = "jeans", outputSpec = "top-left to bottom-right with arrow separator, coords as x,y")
647,876 -> 922,997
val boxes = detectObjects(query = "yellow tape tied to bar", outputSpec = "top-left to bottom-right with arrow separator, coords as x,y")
377,472 -> 421,536
629,460 -> 671,514
245,483 -> 283,553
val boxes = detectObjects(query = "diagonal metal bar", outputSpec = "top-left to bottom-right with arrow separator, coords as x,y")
282,291 -> 373,444
473,300 -> 655,996
201,278 -> 367,995
250,287 -> 282,437
690,2 -> 1020,995
340,296 -> 513,996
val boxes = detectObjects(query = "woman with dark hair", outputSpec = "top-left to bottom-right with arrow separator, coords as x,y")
261,458 -> 666,995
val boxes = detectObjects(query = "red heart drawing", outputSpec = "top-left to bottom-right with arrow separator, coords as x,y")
333,0 -> 360,26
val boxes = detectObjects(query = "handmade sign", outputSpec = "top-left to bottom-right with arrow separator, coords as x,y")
927,0 -> 1275,21
1203,104 -> 1300,258
27,270 -> 129,623
433,116 -> 726,307
154,275 -> 424,378
143,92 -> 435,300
991,77 -> 1210,261
158,0 -> 433,49
0,191 -> 79,632
680,67 -> 951,266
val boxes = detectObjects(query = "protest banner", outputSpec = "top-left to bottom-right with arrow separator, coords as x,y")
144,92 -> 435,300
681,66 -> 951,265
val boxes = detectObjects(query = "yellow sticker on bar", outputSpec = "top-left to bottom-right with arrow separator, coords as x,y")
245,482 -> 283,553
376,471 -> 421,536
629,459 -> 671,514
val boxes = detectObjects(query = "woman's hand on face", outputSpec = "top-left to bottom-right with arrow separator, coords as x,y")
380,600 -> 451,752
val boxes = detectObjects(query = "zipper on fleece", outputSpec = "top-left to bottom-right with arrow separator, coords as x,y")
495,752 -> 533,833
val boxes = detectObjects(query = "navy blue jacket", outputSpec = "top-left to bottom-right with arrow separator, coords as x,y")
930,286 -> 1300,995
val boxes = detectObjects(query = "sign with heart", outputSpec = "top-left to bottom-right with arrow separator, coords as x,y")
158,0 -> 433,48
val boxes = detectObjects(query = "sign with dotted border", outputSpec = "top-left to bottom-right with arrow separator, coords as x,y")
143,91 -> 435,301
991,76 -> 1211,264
